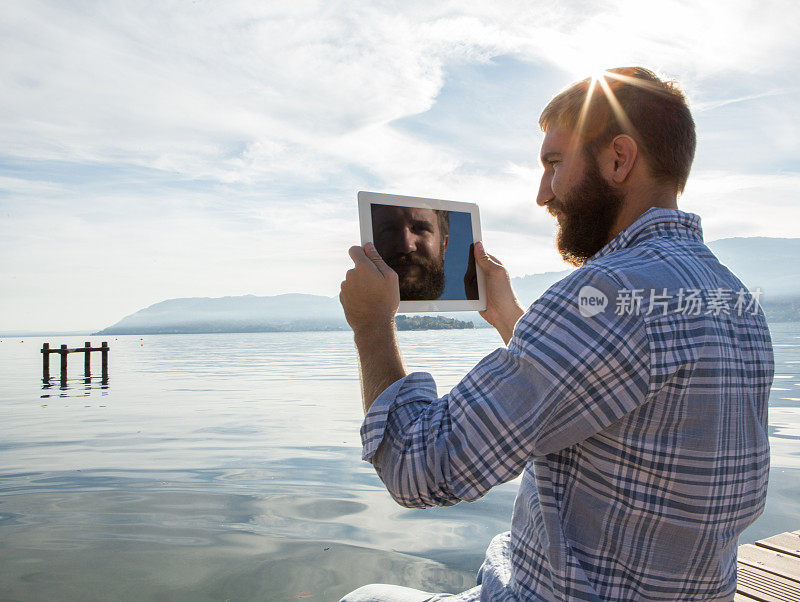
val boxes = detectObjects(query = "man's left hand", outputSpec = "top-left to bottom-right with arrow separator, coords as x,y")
340,243 -> 400,333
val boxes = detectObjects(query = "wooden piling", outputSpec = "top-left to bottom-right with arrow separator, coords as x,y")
60,344 -> 68,382
42,343 -> 50,380
101,341 -> 109,379
41,342 -> 110,385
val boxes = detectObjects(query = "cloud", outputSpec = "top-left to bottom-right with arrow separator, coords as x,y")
681,171 -> 800,240
693,90 -> 787,113
4,1 -> 799,179
2,0 -> 800,329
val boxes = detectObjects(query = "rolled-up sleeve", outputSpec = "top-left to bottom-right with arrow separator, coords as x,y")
360,266 -> 651,509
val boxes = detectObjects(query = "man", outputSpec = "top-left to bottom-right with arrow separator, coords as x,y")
339,67 -> 773,601
371,204 -> 450,300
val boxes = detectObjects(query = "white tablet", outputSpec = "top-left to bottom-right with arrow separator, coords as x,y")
358,191 -> 487,312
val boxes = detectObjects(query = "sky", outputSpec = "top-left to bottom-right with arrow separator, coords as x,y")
2,0 -> 799,331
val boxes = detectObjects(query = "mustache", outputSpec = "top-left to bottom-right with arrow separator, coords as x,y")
384,253 -> 440,269
548,201 -> 565,217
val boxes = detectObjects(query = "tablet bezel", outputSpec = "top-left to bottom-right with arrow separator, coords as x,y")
358,190 -> 487,312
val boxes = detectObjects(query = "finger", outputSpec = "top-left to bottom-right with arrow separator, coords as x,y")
363,242 -> 394,276
349,245 -> 385,284
348,245 -> 368,265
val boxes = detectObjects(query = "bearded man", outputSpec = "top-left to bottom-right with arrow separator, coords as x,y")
370,204 -> 450,300
339,67 -> 773,601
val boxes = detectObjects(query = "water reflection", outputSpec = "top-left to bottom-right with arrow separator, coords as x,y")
2,325 -> 800,600
0,467 -> 490,600
41,374 -> 109,398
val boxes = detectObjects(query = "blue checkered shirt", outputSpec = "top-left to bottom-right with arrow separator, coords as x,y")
360,207 -> 774,601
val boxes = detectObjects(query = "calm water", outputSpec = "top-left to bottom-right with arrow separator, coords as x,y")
1,325 -> 799,601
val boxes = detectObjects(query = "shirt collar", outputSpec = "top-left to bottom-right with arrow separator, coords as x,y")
584,206 -> 704,265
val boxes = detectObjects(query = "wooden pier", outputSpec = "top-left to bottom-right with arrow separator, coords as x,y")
736,530 -> 800,601
41,341 -> 109,382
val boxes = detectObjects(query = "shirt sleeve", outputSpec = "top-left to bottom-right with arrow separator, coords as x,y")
360,266 -> 651,509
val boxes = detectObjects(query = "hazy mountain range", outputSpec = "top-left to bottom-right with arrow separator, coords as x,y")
511,237 -> 800,303
90,237 -> 800,335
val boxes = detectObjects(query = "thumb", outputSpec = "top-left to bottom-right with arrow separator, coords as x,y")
475,241 -> 504,269
474,241 -> 493,268
364,242 -> 393,276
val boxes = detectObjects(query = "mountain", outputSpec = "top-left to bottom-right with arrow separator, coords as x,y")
507,237 -> 800,322
512,269 -> 574,306
95,294 -> 347,335
96,236 -> 800,334
510,238 -> 800,307
94,294 -> 476,334
707,237 -> 800,299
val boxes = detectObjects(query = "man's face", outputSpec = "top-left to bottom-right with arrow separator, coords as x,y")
537,127 -> 624,266
371,205 -> 449,300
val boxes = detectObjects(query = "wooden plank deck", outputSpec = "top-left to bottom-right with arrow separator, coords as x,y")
736,530 -> 800,601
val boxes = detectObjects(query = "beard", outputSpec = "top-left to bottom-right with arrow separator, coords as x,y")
385,252 -> 446,300
553,157 -> 624,267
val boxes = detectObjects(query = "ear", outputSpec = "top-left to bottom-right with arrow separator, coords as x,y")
442,234 -> 449,253
606,134 -> 638,184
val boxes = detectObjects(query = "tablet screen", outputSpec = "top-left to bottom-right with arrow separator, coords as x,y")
370,203 -> 477,301
358,192 -> 486,312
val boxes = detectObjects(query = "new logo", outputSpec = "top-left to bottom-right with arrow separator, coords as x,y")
577,285 -> 608,317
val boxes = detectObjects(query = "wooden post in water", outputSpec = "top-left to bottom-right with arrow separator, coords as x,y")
101,341 -> 109,380
42,343 -> 50,380
40,342 -> 110,386
60,344 -> 68,383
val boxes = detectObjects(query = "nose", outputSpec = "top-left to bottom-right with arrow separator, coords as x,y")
400,227 -> 418,254
536,172 -> 554,208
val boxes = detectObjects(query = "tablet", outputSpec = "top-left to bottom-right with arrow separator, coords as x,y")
358,191 -> 487,312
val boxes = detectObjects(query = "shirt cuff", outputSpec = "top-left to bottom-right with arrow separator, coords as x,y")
360,371 -> 437,463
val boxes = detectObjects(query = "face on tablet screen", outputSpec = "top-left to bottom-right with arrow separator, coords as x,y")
371,203 -> 478,301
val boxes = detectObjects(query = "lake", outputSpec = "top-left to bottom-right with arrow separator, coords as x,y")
1,325 -> 799,601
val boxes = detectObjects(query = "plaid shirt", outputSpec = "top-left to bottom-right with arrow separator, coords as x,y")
360,208 -> 774,601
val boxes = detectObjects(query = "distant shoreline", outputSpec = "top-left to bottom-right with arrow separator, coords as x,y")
0,315 -> 484,337
92,314 -> 478,335
5,318 -> 800,339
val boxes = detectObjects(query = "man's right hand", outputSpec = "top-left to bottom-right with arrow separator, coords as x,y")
340,243 -> 400,335
339,243 -> 406,413
474,241 -> 524,345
